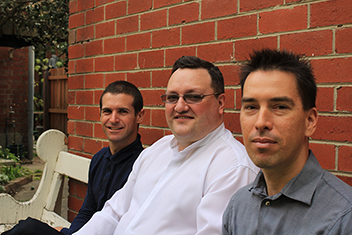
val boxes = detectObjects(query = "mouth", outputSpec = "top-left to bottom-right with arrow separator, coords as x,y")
108,126 -> 123,130
174,115 -> 193,120
251,137 -> 277,148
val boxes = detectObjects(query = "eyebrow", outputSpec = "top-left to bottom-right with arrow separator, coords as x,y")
241,96 -> 295,106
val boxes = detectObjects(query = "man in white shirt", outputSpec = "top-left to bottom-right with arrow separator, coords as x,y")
74,56 -> 259,235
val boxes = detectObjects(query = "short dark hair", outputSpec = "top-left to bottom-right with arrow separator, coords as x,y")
171,56 -> 224,96
240,49 -> 316,111
99,80 -> 143,115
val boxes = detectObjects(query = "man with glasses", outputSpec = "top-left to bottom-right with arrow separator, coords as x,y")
72,56 -> 259,235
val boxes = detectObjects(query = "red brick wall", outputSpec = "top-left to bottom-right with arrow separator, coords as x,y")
66,0 -> 352,221
0,47 -> 29,148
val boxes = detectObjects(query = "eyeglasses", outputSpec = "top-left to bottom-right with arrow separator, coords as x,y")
161,93 -> 221,104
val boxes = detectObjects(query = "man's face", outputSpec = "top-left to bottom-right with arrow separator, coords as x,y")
240,70 -> 317,173
165,68 -> 225,150
100,93 -> 144,153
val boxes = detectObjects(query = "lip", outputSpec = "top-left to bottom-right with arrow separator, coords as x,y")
174,115 -> 194,120
251,137 -> 277,148
107,126 -> 124,131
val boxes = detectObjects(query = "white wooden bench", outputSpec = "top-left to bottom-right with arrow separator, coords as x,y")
0,129 -> 91,232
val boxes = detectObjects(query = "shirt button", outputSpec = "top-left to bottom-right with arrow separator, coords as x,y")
265,201 -> 271,206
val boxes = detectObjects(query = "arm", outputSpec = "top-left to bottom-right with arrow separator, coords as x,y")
196,165 -> 257,235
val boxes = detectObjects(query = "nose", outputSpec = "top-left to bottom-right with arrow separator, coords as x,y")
255,108 -> 273,132
174,96 -> 190,113
110,111 -> 120,123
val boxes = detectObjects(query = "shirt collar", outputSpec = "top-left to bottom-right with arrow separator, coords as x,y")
107,134 -> 144,164
250,151 -> 324,205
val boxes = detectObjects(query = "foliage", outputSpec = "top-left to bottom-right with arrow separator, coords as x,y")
0,0 -> 69,66
0,146 -> 20,162
0,164 -> 30,181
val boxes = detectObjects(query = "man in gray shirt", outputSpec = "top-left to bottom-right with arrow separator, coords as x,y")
222,49 -> 352,235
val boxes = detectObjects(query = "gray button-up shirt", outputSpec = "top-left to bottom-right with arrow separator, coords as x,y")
223,151 -> 352,235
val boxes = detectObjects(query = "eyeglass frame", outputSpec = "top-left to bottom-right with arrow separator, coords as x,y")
160,92 -> 222,104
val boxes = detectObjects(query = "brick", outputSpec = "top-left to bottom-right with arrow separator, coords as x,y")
115,54 -> 137,71
68,179 -> 76,195
117,15 -> 139,34
152,28 -> 180,48
85,138 -> 103,154
182,22 -> 215,45
68,44 -> 84,59
218,14 -> 257,40
74,181 -> 88,198
95,90 -> 104,105
219,64 -> 240,86
336,27 -> 352,54
77,26 -> 94,42
313,116 -> 352,142
139,50 -> 164,69
223,112 -> 241,134
69,0 -> 77,14
311,57 -> 352,83
68,195 -> 84,212
96,0 -> 115,6
165,47 -> 196,66
76,121 -> 94,136
76,58 -> 94,73
139,127 -> 165,145
68,75 -> 84,89
68,210 -> 77,223
68,90 -> 76,105
310,143 -> 335,170
104,37 -> 125,54
141,9 -> 167,31
85,40 -> 103,56
201,0 -> 237,20
68,135 -> 84,151
85,74 -> 104,89
311,0 -> 352,27
337,175 -> 352,187
240,0 -> 282,12
68,105 -> 84,120
154,0 -> 181,8
127,71 -> 151,88
140,108 -> 151,126
337,87 -> 352,112
106,1 -> 127,20
259,6 -> 307,34
280,30 -> 333,56
128,0 -> 152,14
96,21 -> 115,38
235,37 -> 277,61
169,2 -> 199,26
69,30 -> 76,44
94,123 -> 107,139
69,12 -> 85,29
105,73 -> 126,86
67,120 -> 75,135
338,146 -> 352,172
77,0 -> 94,12
76,90 -> 94,105
86,6 -> 104,25
224,89 -> 235,109
316,87 -> 334,112
95,56 -> 114,72
126,32 -> 151,51
140,89 -> 165,106
151,69 -> 171,87
197,42 -> 233,62
151,109 -> 168,127
85,106 -> 100,122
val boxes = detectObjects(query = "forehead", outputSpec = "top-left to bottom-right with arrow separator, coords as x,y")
243,70 -> 299,101
101,92 -> 134,108
167,68 -> 212,92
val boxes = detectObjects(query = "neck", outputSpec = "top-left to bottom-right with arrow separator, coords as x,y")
109,134 -> 138,155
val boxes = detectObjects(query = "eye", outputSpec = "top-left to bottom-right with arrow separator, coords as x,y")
274,104 -> 289,110
185,94 -> 202,103
166,94 -> 179,102
243,104 -> 257,110
119,109 -> 129,115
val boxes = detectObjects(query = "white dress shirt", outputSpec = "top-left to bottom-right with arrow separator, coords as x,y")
73,123 -> 259,235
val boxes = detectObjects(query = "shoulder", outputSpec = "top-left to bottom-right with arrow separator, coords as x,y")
322,171 -> 352,204
90,147 -> 110,165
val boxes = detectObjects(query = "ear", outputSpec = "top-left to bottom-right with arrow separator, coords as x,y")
217,93 -> 226,115
136,109 -> 145,123
305,107 -> 318,137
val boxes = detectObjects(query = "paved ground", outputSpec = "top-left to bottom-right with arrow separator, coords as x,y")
12,156 -> 69,220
